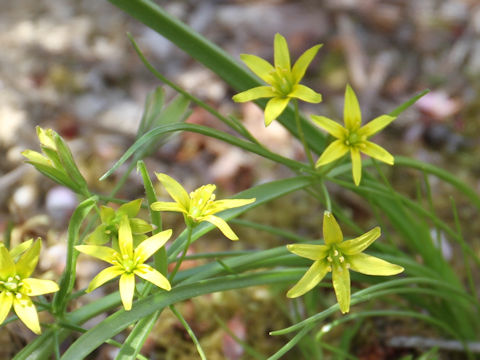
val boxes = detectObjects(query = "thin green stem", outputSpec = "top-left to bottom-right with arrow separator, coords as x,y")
127,33 -> 262,146
320,181 -> 331,212
294,99 -> 315,169
169,225 -> 194,281
170,305 -> 207,360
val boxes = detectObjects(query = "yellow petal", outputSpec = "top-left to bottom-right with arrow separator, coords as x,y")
315,140 -> 349,167
274,33 -> 291,70
119,273 -> 136,311
339,227 -> 381,255
344,84 -> 362,131
264,97 -> 290,126
0,292 -> 13,325
9,239 -> 34,259
16,239 -> 41,279
289,84 -> 322,103
75,245 -> 118,264
292,44 -> 323,84
323,211 -> 343,245
118,199 -> 143,218
239,54 -> 275,84
359,115 -> 396,137
36,126 -> 57,150
118,216 -> 134,259
87,266 -> 124,292
135,229 -> 172,264
311,115 -> 346,139
202,215 -> 238,240
207,198 -> 256,214
151,201 -> 188,214
134,264 -> 171,291
347,253 -> 404,276
13,294 -> 41,334
155,173 -> 190,210
21,150 -> 52,167
0,246 -> 15,279
350,148 -> 362,186
332,263 -> 351,314
286,244 -> 330,261
361,141 -> 394,165
286,260 -> 329,298
21,278 -> 59,296
232,86 -> 276,102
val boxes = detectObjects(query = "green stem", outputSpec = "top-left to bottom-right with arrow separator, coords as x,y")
294,99 -> 315,169
170,305 -> 207,360
169,225 -> 194,281
320,181 -> 331,212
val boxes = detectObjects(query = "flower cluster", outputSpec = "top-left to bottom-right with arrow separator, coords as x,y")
234,34 -> 404,312
233,34 -> 397,186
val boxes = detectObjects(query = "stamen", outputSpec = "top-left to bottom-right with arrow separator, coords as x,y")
327,266 -> 332,272
339,256 -> 344,263
16,293 -> 22,299
333,250 -> 339,256
14,275 -> 21,280
7,277 -> 13,282
327,256 -> 333,262
346,263 -> 351,269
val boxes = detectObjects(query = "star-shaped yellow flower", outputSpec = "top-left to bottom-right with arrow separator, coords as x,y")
233,33 -> 322,126
287,211 -> 403,313
312,84 -> 396,185
151,173 -> 255,240
75,216 -> 172,311
0,239 -> 59,334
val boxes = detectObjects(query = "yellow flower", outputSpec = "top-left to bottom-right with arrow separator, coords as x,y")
75,217 -> 171,311
0,239 -> 59,334
287,211 -> 403,314
312,84 -> 396,185
233,33 -> 322,126
151,173 -> 255,240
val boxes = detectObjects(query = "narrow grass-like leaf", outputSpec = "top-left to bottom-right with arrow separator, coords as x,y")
60,269 -> 301,360
388,89 -> 429,117
99,123 -> 311,181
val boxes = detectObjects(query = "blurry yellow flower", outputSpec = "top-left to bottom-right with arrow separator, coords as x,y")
233,33 -> 322,126
0,239 -> 59,334
287,211 -> 403,313
76,217 -> 171,311
151,173 -> 255,240
312,84 -> 396,185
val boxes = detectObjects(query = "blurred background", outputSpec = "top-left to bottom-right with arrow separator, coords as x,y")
0,0 -> 479,358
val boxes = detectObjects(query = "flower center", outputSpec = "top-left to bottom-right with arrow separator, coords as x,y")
272,68 -> 293,96
344,131 -> 365,147
120,256 -> 137,273
326,247 -> 350,271
0,275 -> 23,293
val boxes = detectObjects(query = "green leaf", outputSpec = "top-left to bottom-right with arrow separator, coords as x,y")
60,269 -> 301,360
137,86 -> 164,137
388,89 -> 429,117
99,123 -> 310,181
